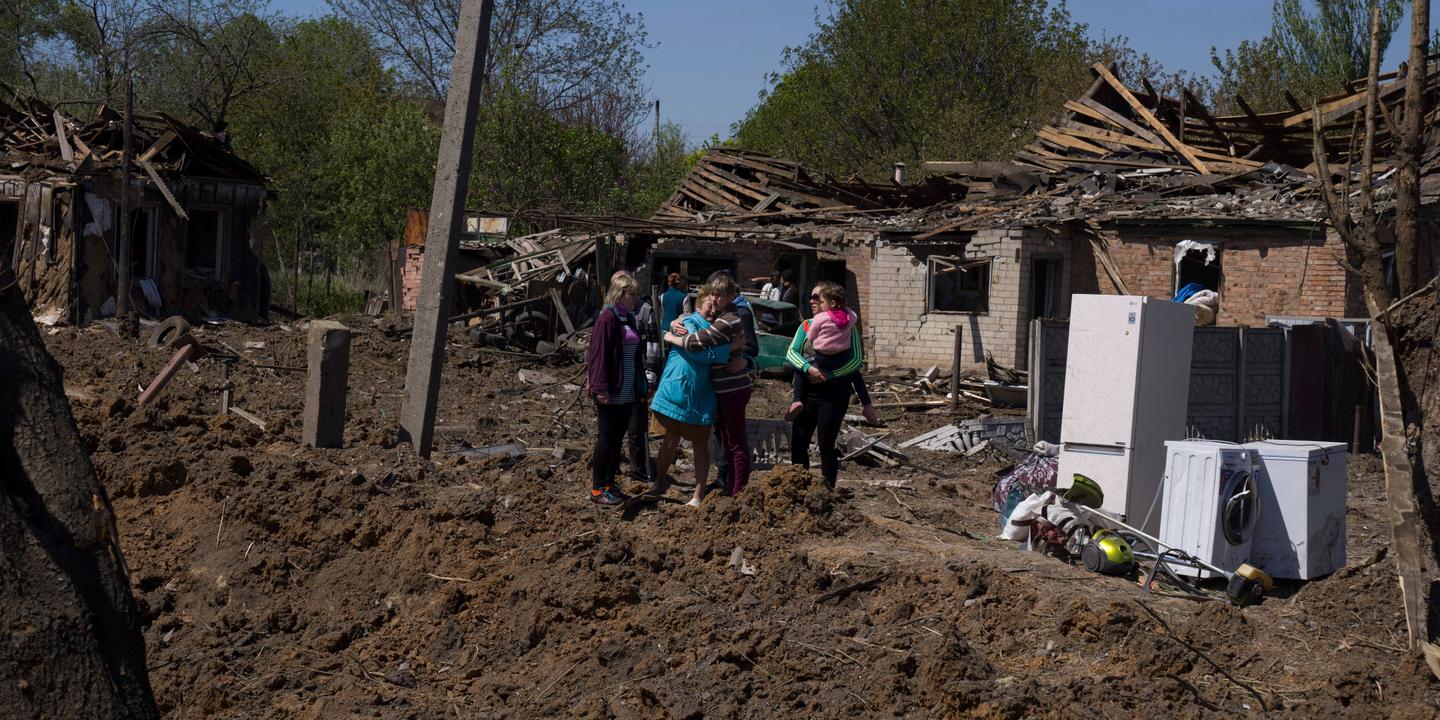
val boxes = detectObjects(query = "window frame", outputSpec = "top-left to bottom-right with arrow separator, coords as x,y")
118,203 -> 160,280
926,255 -> 992,314
183,205 -> 228,283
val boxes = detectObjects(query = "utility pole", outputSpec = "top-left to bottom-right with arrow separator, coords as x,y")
398,0 -> 495,457
115,71 -> 135,336
654,98 -> 661,157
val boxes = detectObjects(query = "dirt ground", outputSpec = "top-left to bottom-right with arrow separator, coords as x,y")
41,315 -> 1440,718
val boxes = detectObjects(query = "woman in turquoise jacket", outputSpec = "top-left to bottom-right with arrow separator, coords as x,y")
651,286 -> 730,506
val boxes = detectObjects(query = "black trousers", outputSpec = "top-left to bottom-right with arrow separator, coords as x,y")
592,400 -> 636,491
625,401 -> 652,483
790,378 -> 853,487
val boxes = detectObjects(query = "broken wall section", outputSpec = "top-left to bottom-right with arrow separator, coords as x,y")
868,227 -> 1073,371
8,179 -> 77,324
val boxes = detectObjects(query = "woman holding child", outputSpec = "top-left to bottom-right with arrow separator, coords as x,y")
784,281 -> 878,488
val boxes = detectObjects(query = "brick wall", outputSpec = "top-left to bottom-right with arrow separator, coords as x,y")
401,246 -> 423,311
643,237 -> 778,293
1091,224 -> 1357,326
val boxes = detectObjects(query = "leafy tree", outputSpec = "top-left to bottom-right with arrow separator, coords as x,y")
147,0 -> 284,133
732,0 -> 1157,179
316,97 -> 440,261
1210,0 -> 1404,112
0,0 -> 61,91
323,0 -> 650,139
620,120 -> 693,217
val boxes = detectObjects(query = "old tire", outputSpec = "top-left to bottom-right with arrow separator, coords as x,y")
148,316 -> 191,349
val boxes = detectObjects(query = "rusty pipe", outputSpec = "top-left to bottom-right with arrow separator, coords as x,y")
137,342 -> 198,407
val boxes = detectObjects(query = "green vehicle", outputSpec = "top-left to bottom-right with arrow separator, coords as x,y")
745,295 -> 803,376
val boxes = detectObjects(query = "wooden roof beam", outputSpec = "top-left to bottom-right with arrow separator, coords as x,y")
1091,62 -> 1210,173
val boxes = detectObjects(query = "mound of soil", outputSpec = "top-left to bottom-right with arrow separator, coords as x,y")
40,317 -> 1440,718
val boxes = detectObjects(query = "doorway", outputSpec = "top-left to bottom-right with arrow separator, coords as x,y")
1029,256 -> 1062,320
0,199 -> 17,274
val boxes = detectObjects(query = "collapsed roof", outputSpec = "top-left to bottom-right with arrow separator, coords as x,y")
652,146 -> 959,224
902,59 -> 1440,236
647,59 -> 1440,238
0,89 -> 267,185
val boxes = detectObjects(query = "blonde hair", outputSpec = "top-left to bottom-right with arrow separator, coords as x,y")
605,272 -> 638,306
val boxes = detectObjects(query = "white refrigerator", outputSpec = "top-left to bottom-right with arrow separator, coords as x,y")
1058,295 -> 1196,535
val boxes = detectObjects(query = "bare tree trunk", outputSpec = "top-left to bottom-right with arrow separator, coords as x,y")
0,285 -> 158,718
1369,293 -> 1436,653
1395,0 -> 1429,296
1314,1 -> 1440,676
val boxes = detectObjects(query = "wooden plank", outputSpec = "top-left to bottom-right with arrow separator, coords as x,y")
549,287 -> 575,335
138,130 -> 177,162
693,165 -> 771,202
709,153 -> 800,181
1013,151 -> 1064,171
1036,126 -> 1110,156
1183,88 -> 1235,153
1281,77 -> 1406,128
1090,63 -> 1209,173
137,159 -> 188,220
52,110 -> 72,161
751,192 -> 781,213
1083,224 -> 1131,295
1072,98 -> 1165,146
1055,123 -> 1167,152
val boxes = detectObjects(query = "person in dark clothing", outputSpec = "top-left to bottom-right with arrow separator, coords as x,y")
627,289 -> 661,486
584,272 -> 646,506
778,269 -> 799,307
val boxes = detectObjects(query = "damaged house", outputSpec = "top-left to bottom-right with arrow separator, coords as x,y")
630,62 -> 1440,378
865,61 -> 1440,371
1,93 -> 270,324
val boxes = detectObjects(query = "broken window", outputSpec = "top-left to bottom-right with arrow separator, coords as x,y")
927,256 -> 990,313
185,208 -> 225,281
1174,241 -> 1221,295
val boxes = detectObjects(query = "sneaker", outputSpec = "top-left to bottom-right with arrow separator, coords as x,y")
590,487 -> 628,506
785,402 -> 804,422
685,497 -> 701,508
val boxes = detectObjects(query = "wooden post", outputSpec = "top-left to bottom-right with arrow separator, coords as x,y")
1352,404 -> 1363,454
951,324 -> 963,414
219,359 -> 232,415
398,0 -> 495,457
115,72 -> 135,334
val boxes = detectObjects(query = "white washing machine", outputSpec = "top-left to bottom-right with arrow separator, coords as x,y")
1243,440 -> 1348,579
1157,440 -> 1259,578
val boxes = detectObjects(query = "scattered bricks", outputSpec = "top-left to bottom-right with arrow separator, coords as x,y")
303,320 -> 351,448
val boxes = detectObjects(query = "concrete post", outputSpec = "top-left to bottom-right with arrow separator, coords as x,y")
398,0 -> 495,457
303,320 -> 350,448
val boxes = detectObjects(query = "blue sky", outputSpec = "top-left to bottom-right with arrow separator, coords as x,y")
275,0 -> 1436,144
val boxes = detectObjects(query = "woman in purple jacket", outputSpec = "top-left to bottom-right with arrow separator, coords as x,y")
584,272 -> 646,506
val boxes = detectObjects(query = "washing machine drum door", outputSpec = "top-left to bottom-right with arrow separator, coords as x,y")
1221,470 -> 1258,546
